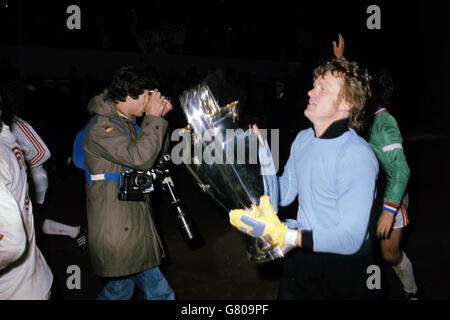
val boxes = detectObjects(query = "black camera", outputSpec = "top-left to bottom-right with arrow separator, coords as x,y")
118,154 -> 198,242
118,169 -> 154,201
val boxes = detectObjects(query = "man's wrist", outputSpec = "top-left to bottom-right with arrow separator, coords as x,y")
383,201 -> 399,215
283,229 -> 310,249
284,229 -> 299,247
144,112 -> 162,118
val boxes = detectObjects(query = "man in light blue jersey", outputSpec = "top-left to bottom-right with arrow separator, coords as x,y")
230,59 -> 379,299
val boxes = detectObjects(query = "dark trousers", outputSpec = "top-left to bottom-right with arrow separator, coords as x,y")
278,249 -> 381,300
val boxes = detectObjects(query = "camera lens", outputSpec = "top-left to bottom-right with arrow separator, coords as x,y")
177,211 -> 196,240
135,174 -> 152,188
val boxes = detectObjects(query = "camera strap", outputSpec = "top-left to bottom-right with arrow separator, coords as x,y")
89,172 -> 121,184
73,115 -> 139,185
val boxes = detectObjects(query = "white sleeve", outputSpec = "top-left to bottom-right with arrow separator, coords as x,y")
11,117 -> 51,167
29,165 -> 48,205
0,180 -> 27,271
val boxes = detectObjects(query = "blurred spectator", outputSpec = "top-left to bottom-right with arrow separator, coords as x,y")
0,91 -> 53,299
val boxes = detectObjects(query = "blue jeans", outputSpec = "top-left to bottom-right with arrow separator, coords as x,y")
97,267 -> 175,300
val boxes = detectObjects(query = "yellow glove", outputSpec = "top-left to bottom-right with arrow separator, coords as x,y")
229,195 -> 288,247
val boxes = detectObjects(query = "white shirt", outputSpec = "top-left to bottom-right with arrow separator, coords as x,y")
10,116 -> 50,204
0,123 -> 53,299
11,116 -> 50,168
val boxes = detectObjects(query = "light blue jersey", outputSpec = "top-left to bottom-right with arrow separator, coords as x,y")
279,126 -> 378,255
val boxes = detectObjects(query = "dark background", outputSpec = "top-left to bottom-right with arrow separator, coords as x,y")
1,0 -> 449,301
1,0 -> 449,135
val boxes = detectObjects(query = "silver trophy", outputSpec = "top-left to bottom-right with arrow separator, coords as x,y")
178,82 -> 294,263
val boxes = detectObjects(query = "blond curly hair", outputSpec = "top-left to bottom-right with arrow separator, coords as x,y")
313,59 -> 372,132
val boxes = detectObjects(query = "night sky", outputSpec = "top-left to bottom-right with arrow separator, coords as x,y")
0,0 -> 449,135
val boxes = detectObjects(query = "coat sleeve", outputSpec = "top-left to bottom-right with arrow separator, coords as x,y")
161,132 -> 170,155
85,115 -> 169,171
0,163 -> 27,271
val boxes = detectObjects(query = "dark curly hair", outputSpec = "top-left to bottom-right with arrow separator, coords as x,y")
313,59 -> 372,132
0,84 -> 23,127
107,65 -> 157,103
367,69 -> 394,114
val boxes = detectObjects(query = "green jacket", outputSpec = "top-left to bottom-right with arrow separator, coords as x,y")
84,94 -> 168,277
368,108 -> 410,214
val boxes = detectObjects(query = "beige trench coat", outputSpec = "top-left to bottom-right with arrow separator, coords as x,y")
83,94 -> 168,277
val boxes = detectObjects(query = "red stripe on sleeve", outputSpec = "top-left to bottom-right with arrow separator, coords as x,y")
14,119 -> 45,166
384,201 -> 399,209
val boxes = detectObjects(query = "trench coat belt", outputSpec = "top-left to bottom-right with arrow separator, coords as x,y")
91,173 -> 106,181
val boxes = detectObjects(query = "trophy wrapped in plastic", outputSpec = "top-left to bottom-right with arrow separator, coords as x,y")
177,79 -> 294,263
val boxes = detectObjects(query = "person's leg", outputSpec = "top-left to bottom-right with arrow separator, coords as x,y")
277,250 -> 327,299
41,218 -> 80,239
132,267 -> 175,300
41,218 -> 87,251
381,228 -> 418,296
380,228 -> 403,265
96,277 -> 135,300
318,251 -> 380,300
278,256 -> 303,300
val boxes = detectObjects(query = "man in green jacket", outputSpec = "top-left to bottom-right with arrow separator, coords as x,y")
367,71 -> 419,299
333,35 -> 420,299
83,66 -> 174,300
